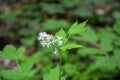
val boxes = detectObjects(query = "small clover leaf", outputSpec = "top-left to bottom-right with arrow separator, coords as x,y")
0,45 -> 25,60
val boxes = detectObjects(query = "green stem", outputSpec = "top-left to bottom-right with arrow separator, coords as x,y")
67,34 -> 71,40
15,60 -> 22,72
13,55 -> 22,72
59,53 -> 62,80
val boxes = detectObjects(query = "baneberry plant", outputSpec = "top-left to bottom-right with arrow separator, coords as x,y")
0,21 -> 87,80
37,21 -> 87,80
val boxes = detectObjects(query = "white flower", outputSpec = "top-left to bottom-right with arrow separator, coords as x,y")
57,36 -> 63,40
37,32 -> 63,54
37,32 -> 53,47
38,32 -> 63,47
37,32 -> 47,40
53,48 -> 59,55
40,41 -> 47,47
58,41 -> 63,46
56,36 -> 63,46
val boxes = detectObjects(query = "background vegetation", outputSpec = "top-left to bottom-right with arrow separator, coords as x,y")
0,0 -> 120,80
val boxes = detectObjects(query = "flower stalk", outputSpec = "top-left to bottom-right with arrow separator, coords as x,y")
59,52 -> 62,80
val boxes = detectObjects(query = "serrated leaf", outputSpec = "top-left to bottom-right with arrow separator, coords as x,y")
79,26 -> 98,43
86,57 -> 116,74
20,57 -> 36,73
0,69 -> 37,80
77,48 -> 104,56
100,33 -> 113,52
55,29 -> 67,43
0,70 -> 26,80
1,45 -> 16,60
94,57 -> 116,70
89,48 -> 120,71
0,45 -> 25,60
3,45 -> 16,53
114,21 -> 120,34
112,48 -> 120,68
15,47 -> 25,59
68,21 -> 78,34
49,67 -> 59,80
68,21 -> 87,35
60,43 -> 82,51
43,66 -> 66,80
43,66 -> 59,80
63,63 -> 77,76
0,51 -> 5,58
27,69 -> 39,77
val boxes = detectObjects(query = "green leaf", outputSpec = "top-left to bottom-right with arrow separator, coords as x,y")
77,48 -> 105,56
112,48 -> 120,68
0,69 -> 37,80
114,21 -> 120,34
0,70 -> 26,80
61,76 -> 66,80
61,43 -> 82,51
55,29 -> 67,43
43,66 -> 59,80
63,63 -> 77,76
21,35 -> 36,47
42,19 -> 69,31
86,57 -> 116,74
41,3 -> 64,14
0,45 -> 16,60
43,73 -> 49,80
100,33 -> 113,52
78,26 -> 98,43
114,37 -> 120,46
94,56 -> 116,70
21,4 -> 38,10
112,11 -> 120,20
19,29 -> 36,36
73,7 -> 93,17
88,48 -> 120,72
20,57 -> 37,73
0,51 -> 5,58
68,21 -> 87,35
60,0 -> 79,8
15,47 -> 25,59
0,10 -> 20,23
0,45 -> 25,60
27,69 -> 39,77
3,45 -> 16,55
68,21 -> 78,34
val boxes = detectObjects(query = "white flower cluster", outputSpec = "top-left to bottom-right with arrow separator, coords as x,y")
53,48 -> 58,55
37,32 -> 63,55
37,32 -> 53,47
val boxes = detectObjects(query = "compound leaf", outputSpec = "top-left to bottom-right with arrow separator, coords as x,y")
61,43 -> 82,51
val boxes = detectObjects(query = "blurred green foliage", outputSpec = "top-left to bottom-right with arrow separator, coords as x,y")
0,0 -> 120,80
